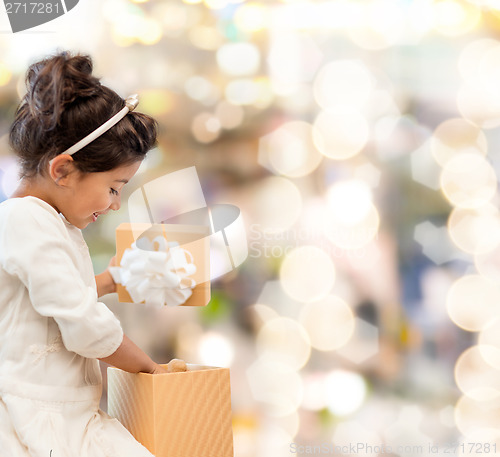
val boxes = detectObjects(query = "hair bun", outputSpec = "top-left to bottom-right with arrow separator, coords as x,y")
25,51 -> 101,130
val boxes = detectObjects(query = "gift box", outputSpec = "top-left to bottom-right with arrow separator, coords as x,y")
114,223 -> 210,307
107,365 -> 234,457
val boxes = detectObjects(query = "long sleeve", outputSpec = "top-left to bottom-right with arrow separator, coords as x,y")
0,198 -> 123,359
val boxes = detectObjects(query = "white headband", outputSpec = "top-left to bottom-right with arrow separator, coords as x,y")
54,94 -> 139,159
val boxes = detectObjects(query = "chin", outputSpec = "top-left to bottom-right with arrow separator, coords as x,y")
73,219 -> 89,230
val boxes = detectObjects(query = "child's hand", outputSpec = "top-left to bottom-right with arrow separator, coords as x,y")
167,358 -> 187,373
149,363 -> 168,374
108,255 -> 117,267
105,256 -> 117,294
95,255 -> 118,297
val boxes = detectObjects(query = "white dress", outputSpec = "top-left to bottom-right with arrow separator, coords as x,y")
0,196 -> 155,457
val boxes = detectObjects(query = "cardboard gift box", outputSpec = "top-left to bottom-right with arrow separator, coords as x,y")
115,223 -> 210,307
107,365 -> 234,457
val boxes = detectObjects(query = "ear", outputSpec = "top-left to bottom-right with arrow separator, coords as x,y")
48,154 -> 77,186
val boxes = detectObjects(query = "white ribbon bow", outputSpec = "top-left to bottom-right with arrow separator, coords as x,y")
109,236 -> 197,307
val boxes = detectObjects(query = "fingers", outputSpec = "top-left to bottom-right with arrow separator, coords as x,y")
167,358 -> 187,373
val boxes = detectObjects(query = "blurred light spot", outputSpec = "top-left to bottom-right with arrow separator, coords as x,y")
302,373 -> 328,411
475,43 -> 500,107
478,318 -> 500,370
189,26 -> 224,50
198,331 -> 235,367
313,109 -> 369,160
325,205 -> 379,250
111,7 -> 163,46
234,2 -> 269,32
251,304 -> 280,325
185,76 -> 219,105
138,90 -> 174,116
299,295 -> 355,351
326,180 -> 373,226
280,246 -> 336,303
111,32 -> 135,47
277,84 -> 315,112
365,89 -> 400,121
257,426 -> 294,457
258,121 -> 323,178
455,395 -> 500,436
456,40 -> 500,129
278,411 -> 300,440
191,112 -> 221,143
217,42 -> 260,76
440,153 -> 496,209
325,370 -> 367,416
225,78 -> 271,106
0,64 -> 12,86
448,204 -> 500,254
204,0 -> 229,8
457,83 -> 500,129
183,0 -> 202,3
475,244 -> 500,283
251,176 -> 302,232
139,19 -> 163,45
324,181 -> 379,250
0,157 -> 20,198
252,77 -> 274,109
414,221 -> 464,265
432,0 -> 481,36
446,275 -> 500,332
16,75 -> 27,100
458,39 -> 499,85
313,60 -> 374,110
158,3 -> 189,36
215,101 -> 244,129
256,317 -> 311,371
430,118 -> 487,167
268,32 -> 323,91
455,345 -> 500,401
468,0 -> 500,7
348,0 -> 412,50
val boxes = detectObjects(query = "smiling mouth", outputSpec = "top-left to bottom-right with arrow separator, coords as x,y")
92,212 -> 99,222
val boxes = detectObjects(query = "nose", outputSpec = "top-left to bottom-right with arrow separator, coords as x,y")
109,194 -> 121,211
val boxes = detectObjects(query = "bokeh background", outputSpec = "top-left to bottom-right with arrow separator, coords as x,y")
2,0 -> 500,455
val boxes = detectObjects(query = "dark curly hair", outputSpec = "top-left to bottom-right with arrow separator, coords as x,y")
9,51 -> 158,178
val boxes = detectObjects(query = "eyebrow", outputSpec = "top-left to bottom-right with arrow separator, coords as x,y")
114,179 -> 129,184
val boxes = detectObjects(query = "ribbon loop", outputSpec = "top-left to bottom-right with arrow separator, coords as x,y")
109,237 -> 197,307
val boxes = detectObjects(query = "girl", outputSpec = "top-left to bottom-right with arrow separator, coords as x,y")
0,51 -> 166,456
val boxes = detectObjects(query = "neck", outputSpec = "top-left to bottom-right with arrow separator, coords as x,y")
10,177 -> 61,214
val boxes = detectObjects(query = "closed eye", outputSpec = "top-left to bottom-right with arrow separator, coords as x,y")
110,188 -> 119,196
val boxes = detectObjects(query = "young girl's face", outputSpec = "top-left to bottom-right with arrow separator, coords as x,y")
64,161 -> 141,229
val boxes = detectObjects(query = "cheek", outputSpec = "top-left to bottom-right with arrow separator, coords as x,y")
99,194 -> 113,209
88,190 -> 112,211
